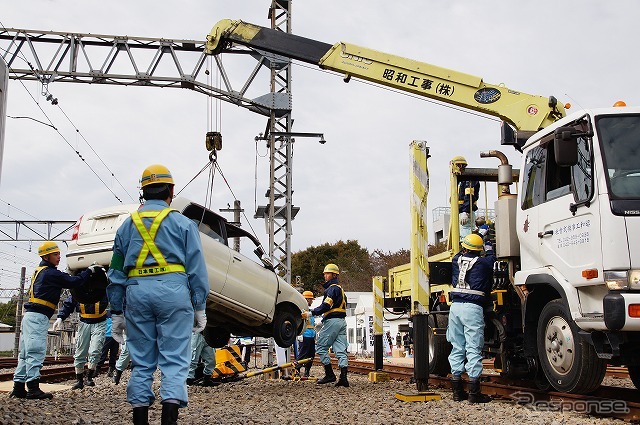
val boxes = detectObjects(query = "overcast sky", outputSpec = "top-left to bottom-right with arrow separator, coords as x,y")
1,0 -> 640,291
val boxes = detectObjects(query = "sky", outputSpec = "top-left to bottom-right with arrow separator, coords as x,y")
1,0 -> 640,293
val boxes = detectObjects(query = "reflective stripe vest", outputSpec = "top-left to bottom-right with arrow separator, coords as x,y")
79,300 -> 108,319
451,256 -> 486,297
127,208 -> 186,277
323,284 -> 347,317
28,266 -> 57,310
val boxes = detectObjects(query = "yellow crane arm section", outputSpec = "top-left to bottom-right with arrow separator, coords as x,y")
205,19 -> 566,134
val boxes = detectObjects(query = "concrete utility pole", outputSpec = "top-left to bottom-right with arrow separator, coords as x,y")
0,58 -> 7,184
220,200 -> 244,252
12,267 -> 26,357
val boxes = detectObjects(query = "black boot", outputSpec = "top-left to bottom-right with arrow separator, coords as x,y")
468,378 -> 491,403
161,402 -> 179,425
112,369 -> 123,385
9,381 -> 27,399
107,366 -> 115,378
202,376 -> 220,387
132,406 -> 149,425
316,364 -> 336,384
25,379 -> 53,400
450,376 -> 468,402
335,367 -> 349,387
72,372 -> 84,390
85,369 -> 96,387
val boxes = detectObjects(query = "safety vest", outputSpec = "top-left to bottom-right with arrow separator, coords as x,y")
127,208 -> 186,277
79,300 -> 108,319
28,266 -> 57,310
323,284 -> 347,317
451,256 -> 486,297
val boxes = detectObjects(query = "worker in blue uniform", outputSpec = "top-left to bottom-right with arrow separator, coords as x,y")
112,336 -> 131,385
452,156 -> 480,238
96,311 -> 120,377
306,263 -> 349,387
54,294 -> 109,389
107,164 -> 209,425
296,291 -> 316,377
447,233 -> 495,403
10,241 -> 98,399
187,331 -> 216,386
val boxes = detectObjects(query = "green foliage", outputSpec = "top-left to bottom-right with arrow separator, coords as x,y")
0,300 -> 17,327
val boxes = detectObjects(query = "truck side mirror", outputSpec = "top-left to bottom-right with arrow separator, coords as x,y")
554,126 -> 579,166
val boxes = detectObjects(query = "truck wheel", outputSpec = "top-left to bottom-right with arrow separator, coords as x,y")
628,365 -> 640,389
273,307 -> 299,348
537,299 -> 606,393
428,312 -> 452,376
203,326 -> 231,348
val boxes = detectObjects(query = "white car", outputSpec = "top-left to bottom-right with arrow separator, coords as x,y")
66,197 -> 307,348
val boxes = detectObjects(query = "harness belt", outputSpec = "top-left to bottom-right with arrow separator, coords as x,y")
28,266 -> 57,309
454,255 -> 485,297
323,284 -> 347,316
80,301 -> 107,319
127,208 -> 186,277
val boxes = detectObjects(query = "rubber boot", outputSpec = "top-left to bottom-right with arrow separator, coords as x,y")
450,376 -> 468,402
107,366 -> 115,378
468,378 -> 491,403
202,376 -> 220,387
132,406 -> 149,425
161,402 -> 179,425
300,367 -> 308,378
25,379 -> 53,400
335,367 -> 349,387
316,364 -> 336,384
85,369 -> 96,387
304,365 -> 312,378
72,372 -> 85,390
9,381 -> 27,399
112,369 -> 123,385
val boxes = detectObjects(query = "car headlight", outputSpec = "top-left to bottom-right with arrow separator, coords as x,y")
604,270 -> 640,290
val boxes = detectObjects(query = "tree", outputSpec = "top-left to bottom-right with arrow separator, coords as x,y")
0,300 -> 17,327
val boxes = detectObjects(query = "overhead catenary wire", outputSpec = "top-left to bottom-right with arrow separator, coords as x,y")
0,40 -> 131,204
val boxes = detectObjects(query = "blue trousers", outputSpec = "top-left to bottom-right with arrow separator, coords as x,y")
13,311 -> 49,383
188,332 -> 215,379
316,318 -> 348,369
116,339 -> 131,371
74,320 -> 107,372
446,302 -> 484,379
125,278 -> 194,408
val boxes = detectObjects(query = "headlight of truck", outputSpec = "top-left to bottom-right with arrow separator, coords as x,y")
604,270 -> 640,290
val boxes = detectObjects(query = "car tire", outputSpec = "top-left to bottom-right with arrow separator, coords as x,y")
537,299 -> 606,393
203,326 -> 231,349
272,307 -> 300,348
428,311 -> 452,376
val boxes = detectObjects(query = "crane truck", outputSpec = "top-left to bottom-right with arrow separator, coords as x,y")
204,19 -> 640,394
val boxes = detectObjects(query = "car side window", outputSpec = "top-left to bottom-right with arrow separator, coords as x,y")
521,145 -> 546,210
182,205 -> 227,245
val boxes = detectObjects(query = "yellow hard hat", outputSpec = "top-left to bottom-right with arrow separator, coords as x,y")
38,241 -> 60,257
461,234 -> 484,251
323,263 -> 340,275
451,156 -> 467,166
302,291 -> 314,300
140,164 -> 174,188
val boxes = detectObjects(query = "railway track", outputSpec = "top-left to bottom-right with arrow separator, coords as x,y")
341,358 -> 640,422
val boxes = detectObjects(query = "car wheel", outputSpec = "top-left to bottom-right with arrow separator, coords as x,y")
273,307 -> 300,348
537,299 -> 606,393
628,365 -> 640,390
203,326 -> 231,348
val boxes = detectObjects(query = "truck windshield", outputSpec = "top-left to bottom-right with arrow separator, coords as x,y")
597,114 -> 640,199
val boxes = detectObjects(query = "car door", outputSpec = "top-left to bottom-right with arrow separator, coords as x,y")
179,203 -> 230,295
221,224 -> 278,320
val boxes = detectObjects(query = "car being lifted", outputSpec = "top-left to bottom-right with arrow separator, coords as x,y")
66,197 -> 307,348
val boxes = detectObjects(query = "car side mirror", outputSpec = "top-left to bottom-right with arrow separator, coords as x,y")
554,126 -> 579,166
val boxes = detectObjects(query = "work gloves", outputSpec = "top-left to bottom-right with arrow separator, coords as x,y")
87,264 -> 104,275
193,310 -> 207,334
52,317 -> 63,331
112,314 -> 126,344
301,311 -> 310,319
459,212 -> 469,225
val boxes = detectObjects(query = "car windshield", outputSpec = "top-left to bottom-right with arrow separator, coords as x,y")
597,114 -> 640,199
